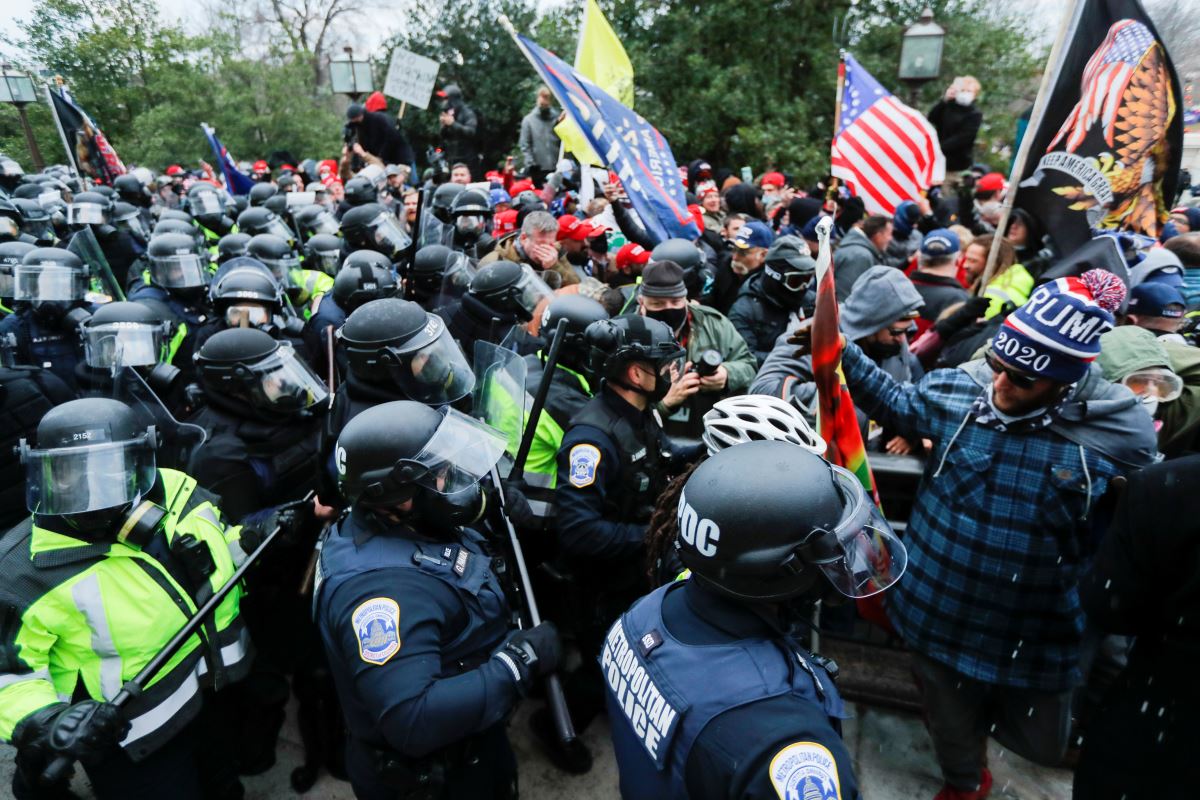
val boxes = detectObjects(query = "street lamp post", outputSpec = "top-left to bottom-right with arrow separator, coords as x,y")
0,64 -> 44,171
329,46 -> 374,101
898,7 -> 945,108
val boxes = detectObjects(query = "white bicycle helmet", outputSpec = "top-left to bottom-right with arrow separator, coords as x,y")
701,394 -> 827,456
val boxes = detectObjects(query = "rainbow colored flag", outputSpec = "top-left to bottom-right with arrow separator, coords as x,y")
811,217 -> 880,505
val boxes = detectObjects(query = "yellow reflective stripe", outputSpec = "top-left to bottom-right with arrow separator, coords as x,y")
167,321 -> 188,364
70,575 -> 123,699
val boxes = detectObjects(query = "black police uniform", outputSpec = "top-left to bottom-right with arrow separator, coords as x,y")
127,284 -> 211,383
439,293 -> 538,363
0,307 -> 93,391
603,579 -> 859,800
313,508 -> 520,800
0,365 -> 74,530
318,371 -> 406,503
302,293 -> 348,379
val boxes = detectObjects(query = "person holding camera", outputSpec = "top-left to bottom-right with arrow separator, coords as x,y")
436,84 -> 481,177
344,103 -> 414,172
928,77 -> 983,191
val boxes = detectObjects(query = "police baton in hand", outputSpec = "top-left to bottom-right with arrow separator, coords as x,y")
491,318 -> 577,745
40,491 -> 315,788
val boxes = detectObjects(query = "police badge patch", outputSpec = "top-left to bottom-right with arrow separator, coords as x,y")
568,444 -> 601,488
768,742 -> 842,800
352,597 -> 401,666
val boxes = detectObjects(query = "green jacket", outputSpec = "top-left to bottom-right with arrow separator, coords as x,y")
0,469 -> 251,760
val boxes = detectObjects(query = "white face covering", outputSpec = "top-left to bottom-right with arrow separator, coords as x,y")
956,91 -> 976,106
1138,395 -> 1159,419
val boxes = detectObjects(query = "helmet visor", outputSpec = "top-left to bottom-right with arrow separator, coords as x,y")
804,466 -> 908,598
442,252 -> 478,295
25,437 -> 157,514
84,322 -> 165,368
308,248 -> 341,276
384,326 -> 475,406
116,213 -> 151,242
0,217 -> 18,239
22,219 -> 55,243
191,193 -> 223,216
150,252 -> 210,288
13,264 -> 87,302
1122,369 -> 1183,403
261,255 -> 301,286
0,268 -> 13,299
368,212 -> 411,255
514,264 -> 555,315
304,210 -> 341,237
244,342 -> 329,411
260,217 -> 296,243
67,202 -> 107,226
224,303 -> 273,329
408,408 -> 507,495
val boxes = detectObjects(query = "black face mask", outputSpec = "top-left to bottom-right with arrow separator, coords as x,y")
864,340 -> 902,360
565,248 -> 589,267
645,306 -> 688,336
538,105 -> 553,119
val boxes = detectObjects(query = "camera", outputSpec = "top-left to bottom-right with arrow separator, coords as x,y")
693,349 -> 723,378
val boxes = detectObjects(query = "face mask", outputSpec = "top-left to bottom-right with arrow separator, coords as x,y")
645,306 -> 688,335
956,91 -> 975,106
538,106 -> 552,118
1138,395 -> 1159,418
643,363 -> 673,403
865,340 -> 902,360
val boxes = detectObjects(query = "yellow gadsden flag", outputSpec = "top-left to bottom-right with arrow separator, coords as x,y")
554,0 -> 634,167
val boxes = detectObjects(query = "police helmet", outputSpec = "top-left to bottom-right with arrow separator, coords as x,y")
217,232 -> 252,263
195,328 -> 327,419
236,206 -> 295,242
113,173 -> 151,206
246,233 -> 300,287
677,441 -> 907,601
81,301 -> 169,369
152,218 -> 202,251
0,241 -> 35,302
583,314 -> 684,385
303,233 -> 343,275
20,398 -> 157,516
343,176 -> 377,207
263,194 -> 289,219
0,156 -> 24,190
248,182 -> 278,207
539,295 -> 609,368
451,189 -> 490,217
91,185 -> 116,200
187,186 -> 227,220
0,200 -> 22,241
651,238 -> 705,298
294,204 -> 341,239
334,252 -> 397,313
335,400 -> 505,514
147,232 -> 210,290
338,298 -> 474,406
410,244 -> 455,299
112,201 -> 151,244
159,209 -> 194,224
340,203 -> 410,257
469,260 -> 553,322
209,259 -> 284,323
431,183 -> 466,222
15,247 -> 88,305
67,191 -> 113,228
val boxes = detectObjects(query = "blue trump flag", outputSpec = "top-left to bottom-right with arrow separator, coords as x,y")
510,31 -> 698,243
201,123 -> 255,196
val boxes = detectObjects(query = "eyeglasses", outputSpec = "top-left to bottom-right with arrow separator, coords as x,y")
885,324 -> 917,338
985,350 -> 1040,390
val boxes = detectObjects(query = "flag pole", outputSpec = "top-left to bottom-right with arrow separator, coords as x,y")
45,82 -> 80,180
827,51 -> 847,210
977,0 -> 1083,294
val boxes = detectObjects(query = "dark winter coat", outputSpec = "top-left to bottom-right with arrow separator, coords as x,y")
927,99 -> 983,172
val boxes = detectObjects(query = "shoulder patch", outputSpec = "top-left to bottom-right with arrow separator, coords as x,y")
352,597 -> 401,666
768,741 -> 842,800
568,443 -> 601,488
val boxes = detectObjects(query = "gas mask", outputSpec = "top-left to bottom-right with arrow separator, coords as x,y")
955,91 -> 975,106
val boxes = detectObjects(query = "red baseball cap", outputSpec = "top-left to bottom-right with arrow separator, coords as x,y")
509,178 -> 535,196
252,160 -> 270,173
494,209 -> 519,236
165,164 -> 183,177
697,181 -> 719,197
557,215 -> 605,241
615,242 -> 651,271
435,89 -> 448,98
977,172 -> 1006,193
760,171 -> 786,188
280,163 -> 296,172
318,159 -> 337,176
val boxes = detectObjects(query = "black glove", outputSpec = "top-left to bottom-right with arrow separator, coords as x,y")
14,701 -> 129,784
493,622 -> 561,695
499,479 -> 537,531
933,296 -> 990,339
240,499 -> 314,552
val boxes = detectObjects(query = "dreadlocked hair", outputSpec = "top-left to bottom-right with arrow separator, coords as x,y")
644,458 -> 705,588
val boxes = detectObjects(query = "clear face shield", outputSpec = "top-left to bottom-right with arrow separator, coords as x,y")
240,342 -> 329,412
795,465 -> 908,598
308,247 -> 341,276
84,322 -> 167,368
303,210 -> 341,237
0,265 -> 14,299
67,202 -> 109,227
368,212 -> 411,256
1122,368 -> 1183,417
382,325 -> 476,406
514,264 -> 555,316
149,250 -> 210,289
190,192 -> 224,216
223,302 -> 273,329
261,254 -> 301,286
455,214 -> 485,237
0,216 -> 19,239
115,212 -> 150,243
13,264 -> 88,303
22,433 -> 158,515
441,252 -> 478,297
260,216 -> 296,243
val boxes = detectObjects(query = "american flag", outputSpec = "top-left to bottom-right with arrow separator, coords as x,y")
830,54 -> 945,216
1049,19 -> 1156,152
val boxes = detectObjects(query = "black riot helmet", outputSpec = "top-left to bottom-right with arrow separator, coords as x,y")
236,206 -> 295,243
343,176 -> 377,207
195,327 -> 327,420
431,182 -> 466,223
410,244 -> 457,301
152,218 -> 204,251
20,398 -> 157,520
112,201 -> 151,245
246,233 -> 300,288
451,188 -> 491,240
217,232 -> 252,263
263,194 -> 289,220
338,298 -> 475,406
677,441 -> 907,601
340,203 -> 410,258
12,198 -> 55,245
248,182 -> 278,207
651,238 -> 704,299
0,155 -> 24,191
303,233 -> 343,275
14,247 -> 88,310
583,314 -> 684,402
91,185 -> 116,200
538,295 -> 610,372
0,241 -> 35,304
159,209 -> 193,224
334,252 -> 398,313
0,198 -> 20,241
67,191 -> 113,228
209,260 -> 285,331
147,232 -> 210,290
113,174 -> 151,207
293,204 -> 341,240
335,400 -> 505,529
81,301 -> 169,369
468,260 -> 553,322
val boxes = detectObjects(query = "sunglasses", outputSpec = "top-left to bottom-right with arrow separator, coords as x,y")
885,324 -> 917,338
985,351 -> 1039,390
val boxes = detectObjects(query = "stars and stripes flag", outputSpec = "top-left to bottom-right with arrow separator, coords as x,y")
830,53 -> 945,216
201,123 -> 256,196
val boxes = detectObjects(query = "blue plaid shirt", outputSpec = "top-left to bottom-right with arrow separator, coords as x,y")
842,343 -> 1127,690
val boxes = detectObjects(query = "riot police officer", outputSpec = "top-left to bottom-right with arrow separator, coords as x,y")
516,295 -> 609,532
248,182 -> 278,207
439,260 -> 551,361
314,400 -> 561,799
12,198 -> 57,246
112,201 -> 152,248
216,232 -> 252,264
0,247 -> 94,390
236,206 -> 296,247
408,244 -> 473,312
303,251 -> 398,379
74,301 -> 187,416
294,204 -> 342,243
0,398 -> 253,800
0,354 -> 73,531
247,233 -> 334,313
128,232 -> 215,377
0,240 -> 36,314
188,184 -> 236,251
303,233 -> 343,276
604,440 -> 909,800
194,258 -> 307,362
449,188 -> 495,260
334,175 -> 378,220
66,191 -> 144,290
340,203 -> 412,267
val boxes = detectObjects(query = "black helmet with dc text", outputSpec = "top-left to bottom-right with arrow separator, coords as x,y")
676,441 -> 907,602
333,252 -> 398,313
